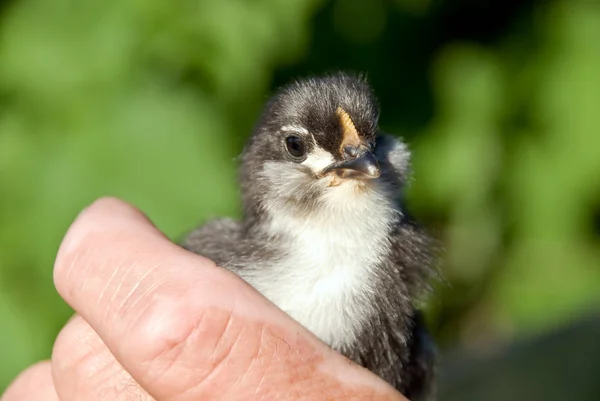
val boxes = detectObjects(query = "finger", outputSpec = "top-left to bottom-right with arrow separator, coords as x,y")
1,361 -> 58,401
54,197 -> 405,400
51,314 -> 154,401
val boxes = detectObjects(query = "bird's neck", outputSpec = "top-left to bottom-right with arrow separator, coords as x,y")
242,186 -> 401,349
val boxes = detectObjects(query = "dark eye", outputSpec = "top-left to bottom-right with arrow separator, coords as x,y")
285,136 -> 306,158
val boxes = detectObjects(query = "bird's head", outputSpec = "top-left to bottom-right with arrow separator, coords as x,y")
240,73 -> 411,222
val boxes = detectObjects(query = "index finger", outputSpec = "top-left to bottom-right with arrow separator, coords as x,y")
54,197 -> 405,400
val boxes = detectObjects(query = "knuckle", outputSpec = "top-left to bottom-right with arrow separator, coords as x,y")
125,293 -> 210,369
125,292 -> 259,397
52,315 -> 150,401
51,315 -> 102,383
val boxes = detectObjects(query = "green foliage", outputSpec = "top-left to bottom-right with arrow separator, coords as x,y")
1,0 -> 599,393
0,0 -> 322,389
411,1 -> 600,342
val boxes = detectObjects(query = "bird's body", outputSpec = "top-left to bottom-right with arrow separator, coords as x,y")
184,73 -> 437,400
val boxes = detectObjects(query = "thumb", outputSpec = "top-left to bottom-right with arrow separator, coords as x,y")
53,197 -> 406,400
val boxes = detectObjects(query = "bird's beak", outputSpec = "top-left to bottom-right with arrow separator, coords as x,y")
321,148 -> 381,180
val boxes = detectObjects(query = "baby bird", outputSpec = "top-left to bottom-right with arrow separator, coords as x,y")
183,73 -> 437,400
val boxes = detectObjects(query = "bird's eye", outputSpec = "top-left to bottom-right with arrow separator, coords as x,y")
285,136 -> 306,158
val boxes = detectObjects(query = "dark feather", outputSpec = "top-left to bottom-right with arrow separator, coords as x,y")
182,72 -> 438,400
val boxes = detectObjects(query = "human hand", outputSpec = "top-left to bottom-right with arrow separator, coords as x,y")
2,198 -> 406,400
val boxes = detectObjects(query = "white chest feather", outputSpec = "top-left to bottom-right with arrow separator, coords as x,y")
243,182 -> 398,350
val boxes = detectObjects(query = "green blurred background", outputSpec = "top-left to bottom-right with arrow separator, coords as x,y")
1,0 -> 599,399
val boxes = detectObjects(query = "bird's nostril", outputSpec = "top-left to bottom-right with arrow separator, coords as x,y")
344,145 -> 358,158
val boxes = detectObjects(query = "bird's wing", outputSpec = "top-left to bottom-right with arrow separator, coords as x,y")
382,217 -> 440,400
181,218 -> 245,267
397,310 -> 438,401
388,216 -> 439,301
